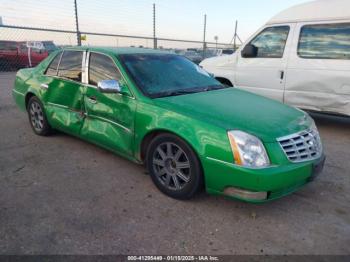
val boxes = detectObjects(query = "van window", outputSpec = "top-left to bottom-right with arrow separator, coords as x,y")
57,51 -> 83,82
298,23 -> 350,60
249,26 -> 290,58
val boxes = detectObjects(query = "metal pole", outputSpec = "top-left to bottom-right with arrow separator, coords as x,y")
74,0 -> 81,46
233,20 -> 238,50
203,14 -> 207,58
153,3 -> 157,49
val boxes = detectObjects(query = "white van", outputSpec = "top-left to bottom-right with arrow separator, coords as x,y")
200,0 -> 350,116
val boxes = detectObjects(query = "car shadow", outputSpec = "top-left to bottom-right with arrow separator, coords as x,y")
308,111 -> 350,128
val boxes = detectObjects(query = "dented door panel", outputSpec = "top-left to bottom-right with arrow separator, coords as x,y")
44,77 -> 85,134
284,21 -> 350,116
80,86 -> 136,156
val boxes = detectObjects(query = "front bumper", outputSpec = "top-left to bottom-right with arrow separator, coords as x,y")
203,154 -> 325,203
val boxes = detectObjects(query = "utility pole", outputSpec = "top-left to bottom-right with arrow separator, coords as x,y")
74,0 -> 81,46
153,3 -> 157,49
233,20 -> 238,50
202,14 -> 207,58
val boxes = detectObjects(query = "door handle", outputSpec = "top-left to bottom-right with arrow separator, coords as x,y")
279,70 -> 285,80
40,83 -> 49,90
87,96 -> 97,104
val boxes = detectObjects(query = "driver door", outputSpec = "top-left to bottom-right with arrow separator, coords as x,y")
235,24 -> 293,102
80,51 -> 136,156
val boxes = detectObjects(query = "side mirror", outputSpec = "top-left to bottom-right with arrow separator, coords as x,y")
241,44 -> 258,58
97,79 -> 121,93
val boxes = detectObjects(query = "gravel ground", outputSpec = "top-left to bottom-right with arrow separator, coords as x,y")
0,72 -> 349,255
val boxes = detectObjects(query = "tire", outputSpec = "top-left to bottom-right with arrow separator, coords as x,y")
216,78 -> 233,87
146,133 -> 203,200
27,96 -> 52,136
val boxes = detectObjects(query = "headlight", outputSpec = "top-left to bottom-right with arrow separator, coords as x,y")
227,130 -> 270,168
309,117 -> 323,153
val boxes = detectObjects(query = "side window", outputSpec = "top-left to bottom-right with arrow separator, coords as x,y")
249,26 -> 290,58
88,52 -> 121,86
19,43 -> 28,52
298,23 -> 350,60
57,51 -> 83,82
45,52 -> 62,76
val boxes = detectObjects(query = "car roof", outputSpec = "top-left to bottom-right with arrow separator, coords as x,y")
62,46 -> 171,55
266,0 -> 350,25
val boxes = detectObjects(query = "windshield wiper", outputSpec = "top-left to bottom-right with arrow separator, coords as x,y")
154,89 -> 200,98
152,85 -> 226,98
203,85 -> 227,91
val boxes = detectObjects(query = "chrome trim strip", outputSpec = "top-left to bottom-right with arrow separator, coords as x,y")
223,187 -> 267,200
56,51 -> 64,73
81,51 -> 88,84
206,157 -> 233,166
86,113 -> 132,133
12,89 -> 25,96
47,102 -> 69,109
206,157 -> 276,169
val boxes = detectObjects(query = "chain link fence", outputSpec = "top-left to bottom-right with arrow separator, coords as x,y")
0,0 -> 238,71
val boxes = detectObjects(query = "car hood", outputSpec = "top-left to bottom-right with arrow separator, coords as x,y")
153,88 -> 311,142
200,53 -> 236,68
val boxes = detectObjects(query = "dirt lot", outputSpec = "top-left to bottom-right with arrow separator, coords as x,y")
0,72 -> 349,255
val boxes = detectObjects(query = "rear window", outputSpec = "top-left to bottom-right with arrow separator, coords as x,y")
298,23 -> 350,60
0,41 -> 17,51
57,51 -> 83,82
45,52 -> 62,76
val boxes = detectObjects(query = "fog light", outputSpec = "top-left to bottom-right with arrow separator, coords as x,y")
224,187 -> 267,200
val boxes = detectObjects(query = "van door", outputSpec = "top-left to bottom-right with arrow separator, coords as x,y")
284,21 -> 350,116
235,24 -> 294,102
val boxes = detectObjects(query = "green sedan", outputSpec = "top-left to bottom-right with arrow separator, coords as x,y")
12,47 -> 325,202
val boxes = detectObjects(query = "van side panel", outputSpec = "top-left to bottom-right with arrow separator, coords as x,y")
284,20 -> 350,116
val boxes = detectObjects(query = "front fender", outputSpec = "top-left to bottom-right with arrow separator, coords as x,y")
134,101 -> 233,166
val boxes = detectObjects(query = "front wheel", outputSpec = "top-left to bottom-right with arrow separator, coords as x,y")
27,96 -> 52,136
146,134 -> 203,200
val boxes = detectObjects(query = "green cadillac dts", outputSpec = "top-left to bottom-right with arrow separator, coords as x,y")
12,47 -> 325,202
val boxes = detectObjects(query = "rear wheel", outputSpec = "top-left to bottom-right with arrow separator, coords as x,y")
27,96 -> 52,136
146,134 -> 203,200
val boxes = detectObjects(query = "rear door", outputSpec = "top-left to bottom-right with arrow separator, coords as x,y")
39,50 -> 86,135
80,51 -> 136,156
235,24 -> 294,102
284,21 -> 350,115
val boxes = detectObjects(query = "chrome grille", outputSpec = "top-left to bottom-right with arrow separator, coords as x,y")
277,129 -> 322,163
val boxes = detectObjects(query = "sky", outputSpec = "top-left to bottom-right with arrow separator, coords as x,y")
0,0 -> 309,48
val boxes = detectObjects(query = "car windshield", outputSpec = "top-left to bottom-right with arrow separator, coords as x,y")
119,53 -> 224,98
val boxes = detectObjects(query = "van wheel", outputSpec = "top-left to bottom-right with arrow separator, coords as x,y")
27,96 -> 52,136
216,77 -> 233,87
146,134 -> 203,200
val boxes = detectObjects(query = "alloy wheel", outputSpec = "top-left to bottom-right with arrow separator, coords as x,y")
29,101 -> 44,132
152,142 -> 191,191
